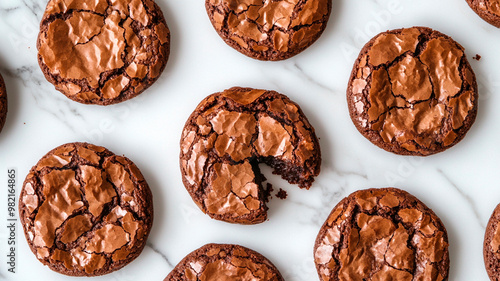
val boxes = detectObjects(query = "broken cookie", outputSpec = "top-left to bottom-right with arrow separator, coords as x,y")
179,87 -> 321,224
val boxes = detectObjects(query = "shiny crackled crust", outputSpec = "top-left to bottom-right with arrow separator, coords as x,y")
484,204 -> 500,280
466,0 -> 500,28
37,0 -> 170,105
347,27 -> 478,156
179,87 -> 321,224
206,0 -> 332,61
314,188 -> 450,281
19,142 -> 153,276
165,244 -> 284,281
0,73 -> 7,134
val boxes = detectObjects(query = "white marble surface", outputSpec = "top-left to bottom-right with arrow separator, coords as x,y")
0,0 -> 499,280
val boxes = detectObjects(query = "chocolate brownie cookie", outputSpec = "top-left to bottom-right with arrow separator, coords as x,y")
314,188 -> 449,281
0,73 -> 7,135
165,244 -> 284,280
19,142 -> 153,276
180,87 -> 321,224
467,0 -> 500,27
37,0 -> 170,105
484,203 -> 500,280
206,0 -> 332,61
347,27 -> 478,156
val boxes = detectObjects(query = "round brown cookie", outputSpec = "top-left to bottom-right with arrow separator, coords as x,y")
205,0 -> 332,61
314,188 -> 450,281
180,87 -> 321,224
347,26 -> 478,156
37,0 -> 170,105
466,0 -> 500,27
0,73 -> 7,134
484,203 -> 500,280
165,244 -> 284,281
19,142 -> 153,276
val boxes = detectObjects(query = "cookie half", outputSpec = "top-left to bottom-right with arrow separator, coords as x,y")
484,203 -> 500,280
165,244 -> 284,280
314,188 -> 449,280
206,0 -> 332,61
347,26 -> 478,156
180,87 -> 321,224
0,73 -> 7,134
19,142 -> 153,276
37,0 -> 170,105
466,0 -> 500,27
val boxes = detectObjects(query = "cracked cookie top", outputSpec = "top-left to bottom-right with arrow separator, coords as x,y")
0,73 -> 7,135
19,142 -> 153,276
466,0 -> 500,27
37,0 -> 170,105
205,0 -> 332,61
484,203 -> 500,280
165,244 -> 284,281
347,27 -> 478,156
180,87 -> 321,224
314,188 -> 449,281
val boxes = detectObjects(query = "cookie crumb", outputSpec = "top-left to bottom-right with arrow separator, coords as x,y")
276,189 -> 287,200
473,54 -> 481,61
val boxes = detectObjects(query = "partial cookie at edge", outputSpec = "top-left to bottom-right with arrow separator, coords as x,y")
466,0 -> 500,28
0,73 -> 7,134
165,244 -> 284,280
484,203 -> 500,281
